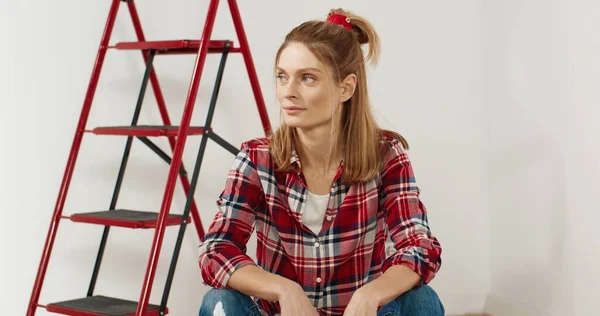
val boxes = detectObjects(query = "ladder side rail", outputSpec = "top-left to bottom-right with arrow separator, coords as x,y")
134,0 -> 222,314
159,43 -> 231,314
26,1 -> 123,314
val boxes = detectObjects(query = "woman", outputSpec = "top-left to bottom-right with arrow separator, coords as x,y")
198,8 -> 444,316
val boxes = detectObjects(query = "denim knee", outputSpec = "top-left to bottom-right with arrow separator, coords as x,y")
399,284 -> 444,315
378,284 -> 445,316
199,288 -> 259,316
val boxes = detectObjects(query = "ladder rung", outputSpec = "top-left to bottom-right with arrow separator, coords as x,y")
91,125 -> 207,137
46,295 -> 165,316
70,209 -> 186,229
112,39 -> 240,54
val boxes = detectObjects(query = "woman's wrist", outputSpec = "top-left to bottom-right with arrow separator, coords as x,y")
355,281 -> 384,306
275,278 -> 303,301
357,265 -> 421,306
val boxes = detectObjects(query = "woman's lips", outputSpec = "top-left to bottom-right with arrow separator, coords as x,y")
284,106 -> 305,114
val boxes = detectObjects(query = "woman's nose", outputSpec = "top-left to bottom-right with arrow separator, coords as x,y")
283,81 -> 299,99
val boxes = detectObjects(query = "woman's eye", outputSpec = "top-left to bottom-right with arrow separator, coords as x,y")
303,76 -> 315,83
276,75 -> 287,82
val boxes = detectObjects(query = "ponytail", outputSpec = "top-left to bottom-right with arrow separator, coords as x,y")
327,8 -> 380,65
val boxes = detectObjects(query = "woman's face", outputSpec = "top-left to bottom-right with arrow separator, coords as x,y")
275,43 -> 340,130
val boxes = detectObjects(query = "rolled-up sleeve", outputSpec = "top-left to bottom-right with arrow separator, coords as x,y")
379,140 -> 443,284
198,144 -> 263,288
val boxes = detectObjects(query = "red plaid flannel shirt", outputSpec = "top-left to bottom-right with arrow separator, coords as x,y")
198,135 -> 442,315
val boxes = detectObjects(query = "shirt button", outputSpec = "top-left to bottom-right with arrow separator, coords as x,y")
326,215 -> 332,221
316,277 -> 322,283
314,242 -> 320,248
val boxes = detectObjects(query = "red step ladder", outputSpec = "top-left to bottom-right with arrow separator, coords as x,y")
27,0 -> 272,315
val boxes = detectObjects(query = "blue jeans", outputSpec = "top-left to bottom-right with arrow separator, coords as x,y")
199,284 -> 445,316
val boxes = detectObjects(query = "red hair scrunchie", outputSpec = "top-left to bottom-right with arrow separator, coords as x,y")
326,13 -> 352,31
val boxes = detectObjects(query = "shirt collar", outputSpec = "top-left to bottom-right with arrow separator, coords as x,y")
290,144 -> 302,171
290,143 -> 346,176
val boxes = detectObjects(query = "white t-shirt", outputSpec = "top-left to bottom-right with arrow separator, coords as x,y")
303,191 -> 330,234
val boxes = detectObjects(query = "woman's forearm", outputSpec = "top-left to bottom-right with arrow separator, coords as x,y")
359,265 -> 421,306
227,264 -> 299,302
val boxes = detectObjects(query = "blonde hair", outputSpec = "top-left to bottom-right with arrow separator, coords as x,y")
270,8 -> 409,184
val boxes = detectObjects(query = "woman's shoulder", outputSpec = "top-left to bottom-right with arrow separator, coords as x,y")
240,136 -> 271,151
377,130 -> 409,159
238,137 -> 273,166
375,131 -> 415,184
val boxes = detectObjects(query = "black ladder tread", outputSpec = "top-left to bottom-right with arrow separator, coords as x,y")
70,209 -> 186,229
46,295 -> 164,316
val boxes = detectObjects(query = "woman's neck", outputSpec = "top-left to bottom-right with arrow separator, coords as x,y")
295,125 -> 343,172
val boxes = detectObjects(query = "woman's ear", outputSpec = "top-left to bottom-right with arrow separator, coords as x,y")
339,73 -> 357,102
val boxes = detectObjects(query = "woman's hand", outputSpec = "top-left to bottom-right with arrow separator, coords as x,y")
278,282 -> 319,316
343,288 -> 378,316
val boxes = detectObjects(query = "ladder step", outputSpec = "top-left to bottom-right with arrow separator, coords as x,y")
46,295 -> 165,316
113,39 -> 239,54
91,125 -> 207,137
70,209 -> 186,229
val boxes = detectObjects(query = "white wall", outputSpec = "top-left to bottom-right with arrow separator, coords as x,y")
485,0 -> 599,315
1,0 -> 489,314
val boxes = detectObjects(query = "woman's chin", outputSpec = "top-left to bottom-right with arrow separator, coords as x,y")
283,117 -> 332,131
283,117 -> 308,128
